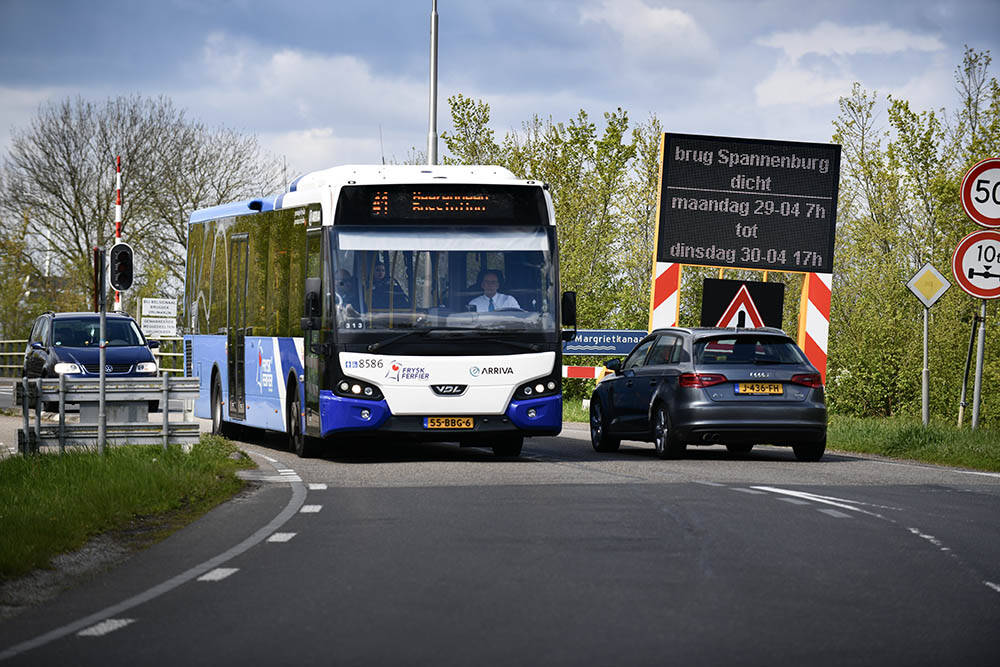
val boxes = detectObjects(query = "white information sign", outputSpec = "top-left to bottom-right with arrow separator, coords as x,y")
142,298 -> 178,318
141,317 -> 177,338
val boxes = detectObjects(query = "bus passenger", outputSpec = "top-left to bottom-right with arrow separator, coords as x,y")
371,262 -> 410,310
468,270 -> 520,312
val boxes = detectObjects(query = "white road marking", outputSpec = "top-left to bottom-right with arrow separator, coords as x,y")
818,509 -> 851,519
732,488 -> 765,495
308,483 -> 328,490
907,528 -> 950,552
778,498 -> 811,506
300,505 -> 323,513
984,581 -> 1000,594
277,469 -> 296,475
693,480 -> 726,487
197,568 -> 239,582
77,619 -> 135,637
261,455 -> 277,463
751,486 -> 886,519
267,532 -> 297,543
869,459 -> 1000,479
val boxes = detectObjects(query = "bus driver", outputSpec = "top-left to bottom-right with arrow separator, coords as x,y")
468,269 -> 520,312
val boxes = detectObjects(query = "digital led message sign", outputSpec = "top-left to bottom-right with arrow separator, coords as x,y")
334,184 -> 548,226
656,133 -> 841,273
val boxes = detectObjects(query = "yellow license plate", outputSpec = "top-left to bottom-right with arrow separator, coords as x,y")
424,417 -> 475,429
736,383 -> 783,395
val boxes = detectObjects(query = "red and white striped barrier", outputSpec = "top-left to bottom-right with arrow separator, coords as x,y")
648,261 -> 681,330
113,155 -> 122,311
797,272 -> 831,383
562,365 -> 608,380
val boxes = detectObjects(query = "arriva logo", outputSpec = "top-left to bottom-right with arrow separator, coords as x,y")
470,366 -> 514,377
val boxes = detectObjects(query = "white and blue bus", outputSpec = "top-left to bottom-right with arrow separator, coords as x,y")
184,165 -> 576,457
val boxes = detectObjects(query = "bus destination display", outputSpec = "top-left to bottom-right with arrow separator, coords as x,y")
657,133 -> 841,273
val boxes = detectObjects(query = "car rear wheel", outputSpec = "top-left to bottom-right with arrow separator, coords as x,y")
726,443 -> 754,455
653,405 -> 685,459
590,399 -> 620,452
793,437 -> 826,462
492,434 -> 524,458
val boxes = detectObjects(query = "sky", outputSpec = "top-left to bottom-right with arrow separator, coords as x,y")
1,0 -> 997,178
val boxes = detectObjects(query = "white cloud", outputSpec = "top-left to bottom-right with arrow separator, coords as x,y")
0,85 -> 78,159
757,21 -> 945,61
580,0 -> 714,64
754,62 -> 855,107
753,22 -> 946,108
166,32 -> 430,170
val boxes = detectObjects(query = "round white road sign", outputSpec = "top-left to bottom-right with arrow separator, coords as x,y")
961,157 -> 1000,228
952,229 -> 1000,298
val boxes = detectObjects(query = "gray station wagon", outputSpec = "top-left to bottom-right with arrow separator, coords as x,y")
589,327 -> 827,461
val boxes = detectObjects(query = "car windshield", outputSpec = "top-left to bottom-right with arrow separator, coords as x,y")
52,318 -> 145,347
694,335 -> 807,365
331,225 -> 558,336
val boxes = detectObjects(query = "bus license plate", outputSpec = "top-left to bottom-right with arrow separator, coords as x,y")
736,383 -> 783,395
424,417 -> 474,429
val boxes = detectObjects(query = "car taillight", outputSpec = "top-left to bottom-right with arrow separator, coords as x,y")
791,373 -> 823,388
680,372 -> 727,388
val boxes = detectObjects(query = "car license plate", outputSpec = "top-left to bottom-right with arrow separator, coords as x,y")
424,417 -> 474,429
736,383 -> 783,395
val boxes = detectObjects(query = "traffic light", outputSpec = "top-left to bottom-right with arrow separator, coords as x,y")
109,242 -> 134,291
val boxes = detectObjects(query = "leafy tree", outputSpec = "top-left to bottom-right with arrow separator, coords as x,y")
0,95 -> 283,318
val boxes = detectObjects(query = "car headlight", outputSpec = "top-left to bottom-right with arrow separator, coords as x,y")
53,362 -> 82,375
135,361 -> 158,373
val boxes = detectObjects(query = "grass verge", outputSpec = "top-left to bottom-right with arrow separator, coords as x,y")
0,435 -> 254,581
828,415 -> 1000,472
563,398 -> 589,424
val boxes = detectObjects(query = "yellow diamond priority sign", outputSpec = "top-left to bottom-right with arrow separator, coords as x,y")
906,263 -> 950,308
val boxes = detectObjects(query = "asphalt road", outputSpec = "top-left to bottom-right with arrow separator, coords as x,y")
1,419 -> 999,665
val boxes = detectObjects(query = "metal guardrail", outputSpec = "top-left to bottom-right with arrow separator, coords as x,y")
16,375 -> 200,454
0,337 -> 183,377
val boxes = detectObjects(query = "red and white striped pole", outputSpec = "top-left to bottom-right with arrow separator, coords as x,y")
113,155 -> 122,311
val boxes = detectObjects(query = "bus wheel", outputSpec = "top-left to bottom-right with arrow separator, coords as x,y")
211,376 -> 229,437
289,391 -> 315,458
492,435 -> 523,458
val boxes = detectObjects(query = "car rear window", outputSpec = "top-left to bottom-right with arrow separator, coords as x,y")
694,335 -> 807,365
53,318 -> 145,347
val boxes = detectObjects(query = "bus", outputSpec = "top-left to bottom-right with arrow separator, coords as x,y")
184,164 -> 576,457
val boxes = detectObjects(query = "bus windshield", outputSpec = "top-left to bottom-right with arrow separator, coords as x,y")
331,226 -> 557,336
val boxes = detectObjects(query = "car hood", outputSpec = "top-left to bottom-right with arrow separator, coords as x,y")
54,345 -> 153,366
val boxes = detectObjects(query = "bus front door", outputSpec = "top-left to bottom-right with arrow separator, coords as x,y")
303,228 -> 327,436
228,233 -> 249,421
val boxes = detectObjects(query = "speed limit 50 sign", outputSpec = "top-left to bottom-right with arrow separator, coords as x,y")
961,157 -> 1000,228
953,229 -> 1000,299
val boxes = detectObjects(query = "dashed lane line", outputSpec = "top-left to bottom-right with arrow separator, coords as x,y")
197,568 -> 240,582
267,533 -> 297,543
308,483 -> 328,490
300,505 -> 323,513
77,619 -> 135,637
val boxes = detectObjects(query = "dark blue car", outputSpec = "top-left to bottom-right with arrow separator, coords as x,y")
23,312 -> 160,409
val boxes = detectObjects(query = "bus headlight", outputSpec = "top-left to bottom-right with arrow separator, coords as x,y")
517,375 -> 561,399
334,377 -> 384,401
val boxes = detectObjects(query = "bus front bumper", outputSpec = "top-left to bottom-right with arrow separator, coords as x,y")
318,391 -> 561,439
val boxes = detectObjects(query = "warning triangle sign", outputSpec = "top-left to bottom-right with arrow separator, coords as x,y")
716,285 -> 765,328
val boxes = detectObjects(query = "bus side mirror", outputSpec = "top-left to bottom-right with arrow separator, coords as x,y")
561,291 -> 577,342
